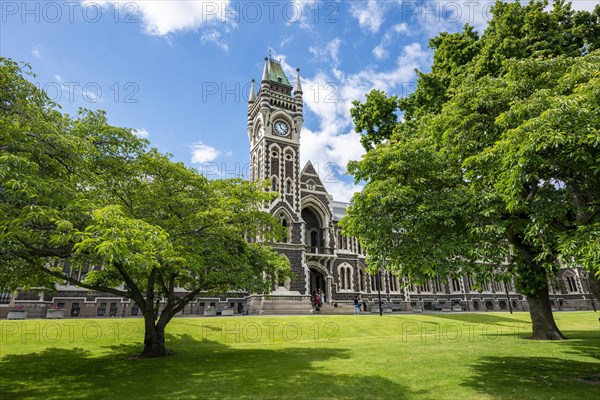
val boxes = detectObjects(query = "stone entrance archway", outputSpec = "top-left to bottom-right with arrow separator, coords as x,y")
308,264 -> 330,304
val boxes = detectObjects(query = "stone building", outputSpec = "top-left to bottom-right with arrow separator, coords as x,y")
0,57 -> 596,318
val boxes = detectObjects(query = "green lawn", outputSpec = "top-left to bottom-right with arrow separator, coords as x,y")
0,312 -> 598,399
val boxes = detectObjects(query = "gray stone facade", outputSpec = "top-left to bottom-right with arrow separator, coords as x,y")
1,57 -> 597,319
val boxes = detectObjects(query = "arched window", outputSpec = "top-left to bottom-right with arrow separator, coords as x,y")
285,180 -> 292,194
466,276 -> 474,292
452,278 -> 461,293
564,273 -> 579,293
419,281 -> 431,293
433,278 -> 442,293
482,280 -> 491,292
271,176 -> 278,192
281,218 -> 288,243
257,149 -> 263,180
359,269 -> 365,292
346,267 -> 351,290
340,268 -> 346,290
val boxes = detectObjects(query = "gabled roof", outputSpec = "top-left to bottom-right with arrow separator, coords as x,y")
300,161 -> 330,197
301,160 -> 319,176
268,59 -> 292,87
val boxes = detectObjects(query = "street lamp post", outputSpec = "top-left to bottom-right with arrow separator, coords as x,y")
504,280 -> 513,314
378,271 -> 383,316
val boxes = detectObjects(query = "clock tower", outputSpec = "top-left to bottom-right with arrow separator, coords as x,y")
247,56 -> 303,220
247,56 -> 307,293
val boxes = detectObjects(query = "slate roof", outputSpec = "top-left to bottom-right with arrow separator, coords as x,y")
268,59 -> 292,87
332,201 -> 349,222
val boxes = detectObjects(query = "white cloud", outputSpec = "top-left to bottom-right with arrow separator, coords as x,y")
32,45 -> 42,58
289,0 -> 321,30
86,0 -> 233,36
372,45 -> 387,60
200,29 -> 229,51
404,0 -> 494,35
133,128 -> 149,139
191,142 -> 220,164
350,0 -> 388,33
278,43 -> 430,202
309,38 -> 342,66
280,35 -> 294,48
372,23 -> 409,60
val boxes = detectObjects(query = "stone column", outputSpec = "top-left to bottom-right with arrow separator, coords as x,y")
326,276 -> 333,304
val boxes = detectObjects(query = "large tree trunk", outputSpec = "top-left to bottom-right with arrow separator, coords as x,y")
141,314 -> 169,357
588,274 -> 600,305
526,274 -> 567,340
506,227 -> 566,340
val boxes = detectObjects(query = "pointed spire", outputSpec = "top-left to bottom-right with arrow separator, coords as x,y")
294,67 -> 302,95
261,57 -> 270,85
249,79 -> 256,102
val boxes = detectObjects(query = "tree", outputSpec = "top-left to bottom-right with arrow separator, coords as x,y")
0,58 -> 291,357
342,1 -> 599,340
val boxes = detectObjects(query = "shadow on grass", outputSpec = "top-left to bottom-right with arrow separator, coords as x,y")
557,329 -> 600,360
425,312 -> 530,325
0,333 -> 412,400
462,355 -> 600,400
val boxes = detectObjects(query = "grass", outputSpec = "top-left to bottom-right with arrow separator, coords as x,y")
0,312 -> 598,400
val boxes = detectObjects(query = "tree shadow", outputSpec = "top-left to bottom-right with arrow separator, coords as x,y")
0,333 -> 412,400
556,329 -> 600,360
462,354 -> 600,400
426,312 -> 530,325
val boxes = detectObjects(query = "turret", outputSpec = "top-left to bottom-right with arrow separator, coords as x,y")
261,57 -> 270,90
248,78 -> 256,103
294,67 -> 303,97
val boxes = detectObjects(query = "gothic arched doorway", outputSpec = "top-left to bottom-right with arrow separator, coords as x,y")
309,266 -> 329,304
302,207 -> 323,253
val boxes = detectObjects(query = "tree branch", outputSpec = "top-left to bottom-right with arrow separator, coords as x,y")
38,265 -> 130,298
112,261 -> 146,311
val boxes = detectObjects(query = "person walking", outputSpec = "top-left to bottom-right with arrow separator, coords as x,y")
354,296 -> 361,315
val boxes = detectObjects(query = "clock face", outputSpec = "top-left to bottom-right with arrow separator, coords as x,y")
274,121 -> 289,136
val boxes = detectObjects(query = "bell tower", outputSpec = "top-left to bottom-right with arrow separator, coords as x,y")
247,56 -> 304,220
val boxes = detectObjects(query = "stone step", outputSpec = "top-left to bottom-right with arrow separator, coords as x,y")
316,304 -> 354,315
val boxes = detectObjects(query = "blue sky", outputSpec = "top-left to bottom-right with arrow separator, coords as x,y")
2,0 -> 597,201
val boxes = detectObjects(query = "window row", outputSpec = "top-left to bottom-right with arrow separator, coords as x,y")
336,232 -> 364,254
270,176 -> 294,194
407,277 -> 516,294
340,267 -> 401,293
